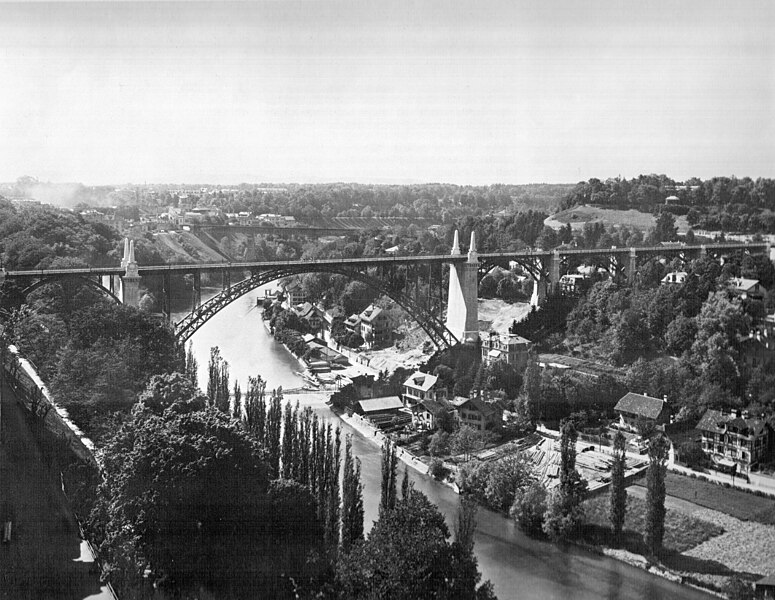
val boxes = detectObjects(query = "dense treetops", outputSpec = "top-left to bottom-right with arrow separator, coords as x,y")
0,199 -> 121,270
560,174 -> 775,233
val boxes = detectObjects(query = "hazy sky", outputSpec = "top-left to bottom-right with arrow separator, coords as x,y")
0,0 -> 773,185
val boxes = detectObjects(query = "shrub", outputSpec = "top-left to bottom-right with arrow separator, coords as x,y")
429,458 -> 447,481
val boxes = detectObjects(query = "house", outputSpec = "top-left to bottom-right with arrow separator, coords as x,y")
344,313 -> 362,334
358,304 -> 392,347
661,271 -> 688,286
696,408 -> 773,473
450,396 -> 503,431
292,302 -> 324,333
305,341 -> 349,371
280,280 -> 309,308
321,306 -> 345,341
559,274 -> 589,295
402,371 -> 447,407
411,398 -> 453,430
613,392 -> 671,432
480,332 -> 531,370
729,277 -> 766,301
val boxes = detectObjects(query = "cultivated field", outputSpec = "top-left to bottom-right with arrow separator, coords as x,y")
636,472 -> 775,524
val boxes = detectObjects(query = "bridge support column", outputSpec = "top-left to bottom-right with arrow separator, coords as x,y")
192,272 -> 201,311
445,231 -> 479,344
162,272 -> 171,322
245,234 -> 257,261
628,249 -> 637,284
541,249 -> 560,297
530,279 -> 541,307
119,239 -> 141,307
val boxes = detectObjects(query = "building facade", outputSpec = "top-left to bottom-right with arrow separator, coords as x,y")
480,332 -> 531,370
696,409 -> 773,473
402,371 -> 447,406
614,392 -> 671,432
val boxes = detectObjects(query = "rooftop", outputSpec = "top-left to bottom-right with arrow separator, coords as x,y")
614,392 -> 668,420
696,408 -> 770,437
729,277 -> 760,291
403,371 -> 439,392
357,396 -> 404,414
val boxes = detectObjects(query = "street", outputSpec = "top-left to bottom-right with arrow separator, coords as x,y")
0,376 -> 109,599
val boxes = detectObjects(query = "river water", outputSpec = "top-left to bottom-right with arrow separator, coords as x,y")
176,290 -> 714,600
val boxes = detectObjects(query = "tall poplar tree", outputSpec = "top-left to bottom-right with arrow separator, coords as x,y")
184,342 -> 198,388
608,431 -> 627,542
265,390 -> 283,476
231,380 -> 241,419
645,433 -> 669,555
543,419 -> 587,541
325,426 -> 342,551
341,435 -> 364,554
380,441 -> 398,513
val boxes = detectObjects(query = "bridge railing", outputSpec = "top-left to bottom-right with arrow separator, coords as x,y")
4,241 -> 768,279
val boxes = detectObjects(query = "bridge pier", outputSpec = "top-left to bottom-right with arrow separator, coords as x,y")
445,231 -> 479,344
119,239 -> 141,307
245,234 -> 257,261
627,249 -> 637,284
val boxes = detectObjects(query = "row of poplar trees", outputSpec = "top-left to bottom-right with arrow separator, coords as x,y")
204,346 -> 365,556
608,430 -> 669,555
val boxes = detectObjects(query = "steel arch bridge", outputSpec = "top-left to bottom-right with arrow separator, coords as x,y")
174,264 -> 457,348
19,273 -> 123,305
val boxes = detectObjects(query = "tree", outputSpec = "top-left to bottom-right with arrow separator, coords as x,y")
520,357 -> 541,422
608,431 -> 627,542
677,440 -> 707,469
543,420 -> 587,541
380,440 -> 398,513
510,481 -> 547,536
478,274 -> 498,297
429,430 -> 451,456
335,489 -> 496,600
88,403 -> 272,596
648,212 -> 678,244
206,346 -> 231,411
483,454 -> 532,513
451,425 -> 494,462
184,342 -> 198,387
135,372 -> 207,416
644,433 -> 669,555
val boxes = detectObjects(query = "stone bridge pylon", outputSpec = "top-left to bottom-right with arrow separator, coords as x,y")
445,230 -> 479,344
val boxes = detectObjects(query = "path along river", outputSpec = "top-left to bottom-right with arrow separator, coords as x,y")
176,290 -> 714,600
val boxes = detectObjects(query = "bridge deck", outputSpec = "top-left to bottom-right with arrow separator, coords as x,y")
3,241 -> 768,280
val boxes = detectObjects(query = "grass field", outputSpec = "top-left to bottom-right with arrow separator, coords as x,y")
546,204 -> 690,233
635,472 -> 775,525
582,491 -> 725,555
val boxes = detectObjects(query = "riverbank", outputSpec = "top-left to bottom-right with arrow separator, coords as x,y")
322,392 -> 729,598
183,292 -> 718,599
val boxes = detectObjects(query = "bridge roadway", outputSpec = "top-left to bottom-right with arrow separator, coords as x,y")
2,240 -> 768,282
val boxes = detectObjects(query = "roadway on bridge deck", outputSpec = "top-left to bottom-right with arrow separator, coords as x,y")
0,377 -> 111,599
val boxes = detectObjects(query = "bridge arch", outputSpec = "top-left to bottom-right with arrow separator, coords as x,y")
20,275 -> 122,305
174,264 -> 458,348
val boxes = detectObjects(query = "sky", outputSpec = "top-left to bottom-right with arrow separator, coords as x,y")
0,0 -> 773,185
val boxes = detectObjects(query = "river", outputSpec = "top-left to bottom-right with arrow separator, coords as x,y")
176,289 -> 715,600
